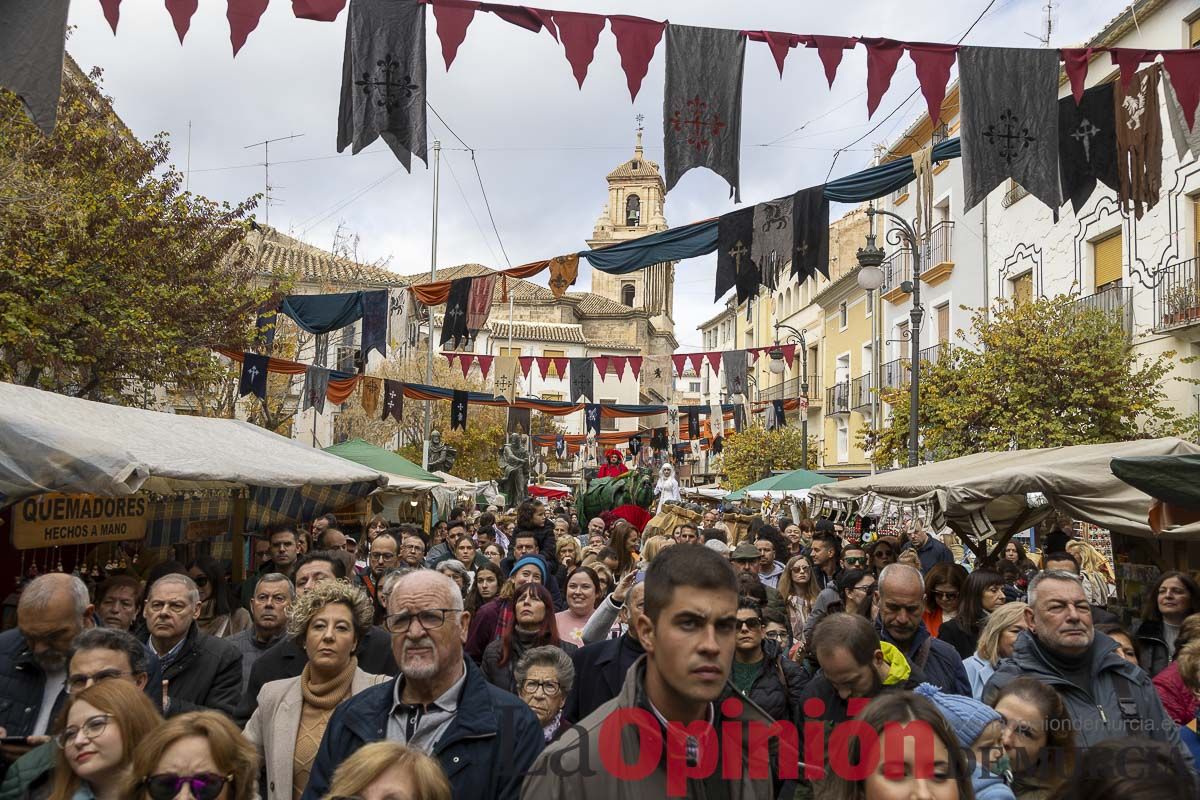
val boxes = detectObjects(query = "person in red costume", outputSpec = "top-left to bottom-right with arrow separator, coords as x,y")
596,449 -> 628,479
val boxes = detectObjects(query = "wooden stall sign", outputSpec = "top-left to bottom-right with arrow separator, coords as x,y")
13,493 -> 148,550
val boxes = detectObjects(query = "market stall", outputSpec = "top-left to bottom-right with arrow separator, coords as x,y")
323,439 -> 443,526
723,468 -> 835,502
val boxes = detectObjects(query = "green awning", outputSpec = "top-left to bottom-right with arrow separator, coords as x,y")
725,468 -> 836,501
324,439 -> 443,484
1111,453 -> 1200,509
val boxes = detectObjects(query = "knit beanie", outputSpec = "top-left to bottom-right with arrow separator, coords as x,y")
913,683 -> 1001,747
509,555 -> 548,582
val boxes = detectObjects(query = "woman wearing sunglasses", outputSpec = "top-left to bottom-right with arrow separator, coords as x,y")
45,680 -> 160,800
921,562 -> 968,638
129,711 -> 257,800
186,556 -> 250,639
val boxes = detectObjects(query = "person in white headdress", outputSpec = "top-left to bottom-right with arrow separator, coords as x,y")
654,463 -> 681,513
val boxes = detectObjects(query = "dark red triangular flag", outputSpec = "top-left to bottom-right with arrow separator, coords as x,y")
1111,48 -> 1157,90
704,352 -> 721,375
484,3 -> 557,41
594,355 -> 611,378
746,31 -> 803,78
99,0 -> 122,33
535,356 -> 552,380
907,43 -> 958,125
609,15 -> 665,101
552,357 -> 570,379
165,0 -> 199,43
460,355 -> 474,379
612,356 -> 627,381
228,0 -> 269,56
1163,50 -> 1200,131
688,353 -> 705,375
518,356 -> 535,379
781,343 -> 797,364
292,0 -> 346,21
671,354 -> 689,376
1060,47 -> 1095,105
552,11 -> 606,88
806,35 -> 858,88
444,352 -> 458,369
628,356 -> 643,380
862,37 -> 904,118
477,354 -> 494,380
432,0 -> 479,70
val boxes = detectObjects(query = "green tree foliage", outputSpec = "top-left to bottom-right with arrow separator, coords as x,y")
861,295 -> 1186,467
0,62 -> 271,401
720,425 -> 819,489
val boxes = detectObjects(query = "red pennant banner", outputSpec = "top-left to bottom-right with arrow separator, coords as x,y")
671,354 -> 689,377
628,356 -> 643,380
553,11 -> 607,88
518,356 -> 535,379
551,357 -> 570,379
744,31 -> 803,78
292,0 -> 347,21
228,0 -> 269,56
165,0 -> 199,43
535,356 -> 552,379
862,37 -> 904,118
906,43 -> 958,125
477,354 -> 494,379
612,356 -> 627,381
99,0 -> 122,33
1060,47 -> 1095,105
459,355 -> 474,379
593,355 -> 611,378
705,352 -> 722,375
485,3 -> 558,40
1163,50 -> 1200,131
1111,48 -> 1157,90
444,352 -> 458,369
806,35 -> 858,88
781,343 -> 797,364
688,353 -> 705,375
609,15 -> 666,101
432,0 -> 479,70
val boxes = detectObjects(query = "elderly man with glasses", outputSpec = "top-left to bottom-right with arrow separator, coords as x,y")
300,570 -> 544,800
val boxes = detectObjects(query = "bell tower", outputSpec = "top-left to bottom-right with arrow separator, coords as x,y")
587,118 -> 675,333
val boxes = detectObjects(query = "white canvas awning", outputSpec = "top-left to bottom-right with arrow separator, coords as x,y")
808,438 -> 1200,543
0,381 -> 387,506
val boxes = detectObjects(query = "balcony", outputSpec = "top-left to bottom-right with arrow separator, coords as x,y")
880,358 -> 910,391
826,381 -> 851,416
922,221 -> 955,286
919,342 -> 948,365
759,375 -> 821,403
1154,257 -> 1200,333
881,248 -> 914,303
1072,286 -> 1133,339
851,374 -> 873,412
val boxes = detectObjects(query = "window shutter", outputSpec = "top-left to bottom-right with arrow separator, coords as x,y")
1093,232 -> 1122,289
1190,16 -> 1200,48
1192,196 -> 1200,254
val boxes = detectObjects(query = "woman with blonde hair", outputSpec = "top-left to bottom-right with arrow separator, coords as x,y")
638,534 -> 674,565
244,581 -> 387,799
321,741 -> 450,800
963,601 -> 1029,700
556,536 -> 582,572
45,681 -> 161,800
128,711 -> 258,800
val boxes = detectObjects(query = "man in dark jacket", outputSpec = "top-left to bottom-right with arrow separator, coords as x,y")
725,597 -> 807,727
300,570 -> 543,800
875,564 -> 970,695
143,574 -> 242,717
901,521 -> 954,574
984,570 -> 1188,757
564,580 -> 646,721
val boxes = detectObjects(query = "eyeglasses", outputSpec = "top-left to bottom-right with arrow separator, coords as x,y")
764,630 -> 788,642
849,584 -> 876,595
66,669 -> 132,694
146,600 -> 191,615
384,608 -> 459,633
520,679 -> 561,697
737,618 -> 763,630
844,557 -> 867,566
54,714 -> 110,748
933,590 -> 960,600
144,773 -> 232,800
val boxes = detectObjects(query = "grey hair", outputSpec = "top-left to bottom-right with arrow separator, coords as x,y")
391,569 -> 465,613
149,573 -> 200,605
876,563 -> 923,595
514,645 -> 575,695
1027,569 -> 1083,607
437,559 -> 469,578
378,567 -> 415,598
70,627 -> 149,675
20,574 -> 91,617
254,573 -> 295,600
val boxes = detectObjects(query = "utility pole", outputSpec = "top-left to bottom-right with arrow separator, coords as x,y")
422,141 -> 442,470
243,133 -> 304,227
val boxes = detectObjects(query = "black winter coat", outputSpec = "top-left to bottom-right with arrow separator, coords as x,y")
937,616 -> 982,660
0,629 -> 61,739
234,624 -> 396,725
481,631 -> 577,694
1135,618 -> 1173,678
722,640 -> 809,727
149,623 -> 243,718
564,633 -> 644,722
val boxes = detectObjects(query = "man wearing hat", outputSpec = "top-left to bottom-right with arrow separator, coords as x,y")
731,541 -> 785,615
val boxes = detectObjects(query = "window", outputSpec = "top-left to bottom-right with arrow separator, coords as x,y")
336,346 -> 359,373
932,122 -> 949,145
625,194 -> 641,226
600,399 -> 617,431
541,392 -> 562,402
1093,231 -> 1123,291
1012,272 -> 1033,304
1190,16 -> 1200,48
936,303 -> 950,344
891,182 -> 909,205
836,419 -> 850,463
895,322 -> 909,358
621,282 -> 636,307
689,381 -> 701,393
544,348 -> 565,378
1193,195 -> 1200,256
838,301 -> 848,330
498,345 -> 521,358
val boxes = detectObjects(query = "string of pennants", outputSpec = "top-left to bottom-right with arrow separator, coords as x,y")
441,344 -> 796,381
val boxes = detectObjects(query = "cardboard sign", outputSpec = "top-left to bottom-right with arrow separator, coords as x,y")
13,494 -> 148,550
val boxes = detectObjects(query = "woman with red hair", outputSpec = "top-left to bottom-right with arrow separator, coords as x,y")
481,583 -> 577,694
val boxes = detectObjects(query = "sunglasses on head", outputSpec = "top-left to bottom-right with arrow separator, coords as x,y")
144,773 -> 231,800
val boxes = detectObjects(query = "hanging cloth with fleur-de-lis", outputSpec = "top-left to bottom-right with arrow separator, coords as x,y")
337,0 -> 428,171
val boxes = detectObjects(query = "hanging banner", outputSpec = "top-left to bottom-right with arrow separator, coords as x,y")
13,494 -> 149,550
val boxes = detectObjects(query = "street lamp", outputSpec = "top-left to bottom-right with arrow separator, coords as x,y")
859,207 -> 922,468
769,323 -> 808,469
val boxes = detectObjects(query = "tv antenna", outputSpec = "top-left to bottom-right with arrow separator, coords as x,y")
1025,0 -> 1057,47
243,133 -> 304,226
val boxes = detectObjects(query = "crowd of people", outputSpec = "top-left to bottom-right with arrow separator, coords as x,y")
0,500 -> 1198,799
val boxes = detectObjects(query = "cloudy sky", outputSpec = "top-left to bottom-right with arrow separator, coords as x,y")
65,0 -> 1125,350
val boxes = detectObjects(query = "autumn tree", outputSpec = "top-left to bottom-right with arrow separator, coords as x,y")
720,425 -> 819,489
861,295 -> 1187,468
0,59 -> 273,401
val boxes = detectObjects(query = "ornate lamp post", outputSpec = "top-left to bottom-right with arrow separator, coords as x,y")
769,323 -> 808,468
859,207 -> 923,468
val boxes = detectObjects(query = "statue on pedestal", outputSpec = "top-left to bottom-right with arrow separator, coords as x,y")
427,430 -> 457,474
498,432 -> 530,504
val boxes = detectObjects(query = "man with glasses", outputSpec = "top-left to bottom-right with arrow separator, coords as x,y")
225,573 -> 293,694
142,574 -> 242,717
300,571 -> 544,800
727,598 -> 805,729
399,534 -> 427,569
841,543 -> 868,572
364,533 -> 401,621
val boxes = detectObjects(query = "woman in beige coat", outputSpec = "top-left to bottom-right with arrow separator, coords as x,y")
244,580 -> 388,800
